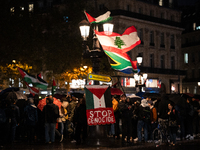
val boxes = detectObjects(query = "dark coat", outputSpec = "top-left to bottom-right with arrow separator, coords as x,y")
118,101 -> 132,118
24,104 -> 38,126
43,103 -> 59,123
73,104 -> 87,124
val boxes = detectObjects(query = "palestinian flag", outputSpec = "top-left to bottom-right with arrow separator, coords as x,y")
84,11 -> 112,24
84,85 -> 115,125
52,78 -> 56,96
36,74 -> 48,90
18,67 -> 48,90
18,67 -> 38,84
25,82 -> 39,96
95,26 -> 141,53
105,50 -> 138,74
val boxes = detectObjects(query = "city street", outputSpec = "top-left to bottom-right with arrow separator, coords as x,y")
2,138 -> 200,150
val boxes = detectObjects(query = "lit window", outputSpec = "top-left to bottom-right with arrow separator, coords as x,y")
10,7 -> 15,12
193,23 -> 196,30
20,7 -> 24,11
159,0 -> 163,6
29,4 -> 34,12
184,53 -> 188,63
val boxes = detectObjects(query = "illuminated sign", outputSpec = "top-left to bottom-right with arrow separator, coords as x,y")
196,26 -> 200,30
88,73 -> 112,82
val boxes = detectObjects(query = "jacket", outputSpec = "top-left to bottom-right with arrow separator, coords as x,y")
150,106 -> 157,123
43,103 -> 59,123
24,104 -> 38,126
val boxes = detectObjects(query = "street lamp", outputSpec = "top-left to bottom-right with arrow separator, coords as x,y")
136,53 -> 143,66
135,54 -> 147,92
79,19 -> 114,146
79,20 -> 90,41
79,20 -> 114,80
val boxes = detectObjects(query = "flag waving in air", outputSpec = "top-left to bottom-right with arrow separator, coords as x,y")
95,26 -> 141,53
25,82 -> 39,96
105,50 -> 138,74
18,67 -> 48,90
84,11 -> 112,24
52,78 -> 56,96
94,26 -> 140,74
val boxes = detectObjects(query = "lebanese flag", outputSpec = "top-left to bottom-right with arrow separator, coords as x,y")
84,85 -> 115,125
84,11 -> 112,24
25,82 -> 39,96
95,26 -> 141,53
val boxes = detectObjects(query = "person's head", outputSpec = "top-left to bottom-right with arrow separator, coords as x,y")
126,97 -> 130,103
46,97 -> 53,104
168,103 -> 173,110
28,98 -> 34,104
120,94 -> 126,102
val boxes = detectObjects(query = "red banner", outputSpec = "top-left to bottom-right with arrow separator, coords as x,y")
86,107 -> 116,125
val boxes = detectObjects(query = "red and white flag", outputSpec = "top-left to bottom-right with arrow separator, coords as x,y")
25,82 -> 39,96
95,26 -> 141,53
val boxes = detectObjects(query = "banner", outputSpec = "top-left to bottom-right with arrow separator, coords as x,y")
84,85 -> 115,125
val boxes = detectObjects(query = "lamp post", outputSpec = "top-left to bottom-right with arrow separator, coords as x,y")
134,54 -> 147,92
79,20 -> 114,146
79,20 -> 114,83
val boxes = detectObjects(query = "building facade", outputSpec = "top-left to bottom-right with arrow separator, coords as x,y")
88,0 -> 185,94
181,2 -> 200,94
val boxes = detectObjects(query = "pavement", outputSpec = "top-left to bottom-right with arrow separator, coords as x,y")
2,137 -> 200,150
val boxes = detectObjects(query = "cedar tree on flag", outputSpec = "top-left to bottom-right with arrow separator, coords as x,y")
95,26 -> 141,53
84,85 -> 116,125
84,11 -> 112,24
18,67 -> 48,90
52,79 -> 56,96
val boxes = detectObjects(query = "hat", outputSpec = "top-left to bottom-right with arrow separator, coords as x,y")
141,99 -> 149,107
148,100 -> 153,105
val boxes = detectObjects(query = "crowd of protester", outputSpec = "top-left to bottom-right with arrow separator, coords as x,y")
0,92 -> 200,147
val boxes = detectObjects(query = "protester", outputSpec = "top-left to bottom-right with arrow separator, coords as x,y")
57,105 -> 67,142
185,97 -> 194,140
24,98 -> 38,144
191,97 -> 200,137
43,97 -> 59,144
148,100 -> 157,141
73,98 -> 87,145
136,99 -> 150,143
67,95 -> 77,142
132,100 -> 140,142
118,94 -> 132,144
168,102 -> 179,146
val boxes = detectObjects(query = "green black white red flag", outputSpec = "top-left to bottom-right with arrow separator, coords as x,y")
18,67 -> 48,90
52,78 -> 56,96
84,11 -> 112,24
84,85 -> 115,125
